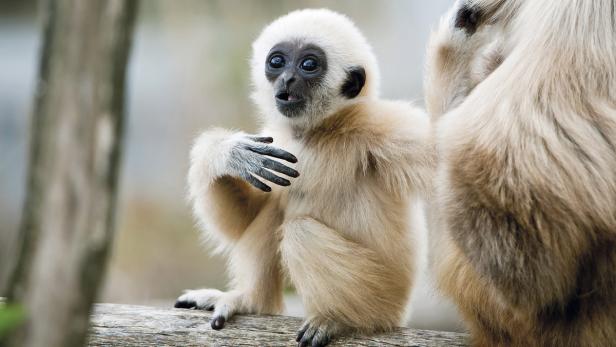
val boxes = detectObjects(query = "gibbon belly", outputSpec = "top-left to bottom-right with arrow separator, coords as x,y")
280,143 -> 396,246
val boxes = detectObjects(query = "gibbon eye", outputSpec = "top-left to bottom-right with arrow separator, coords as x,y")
269,55 -> 285,69
300,58 -> 318,72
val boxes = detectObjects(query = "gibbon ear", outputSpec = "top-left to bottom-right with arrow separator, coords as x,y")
341,67 -> 366,99
455,4 -> 482,35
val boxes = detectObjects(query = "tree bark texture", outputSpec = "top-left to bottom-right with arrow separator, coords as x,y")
88,304 -> 469,347
5,1 -> 137,346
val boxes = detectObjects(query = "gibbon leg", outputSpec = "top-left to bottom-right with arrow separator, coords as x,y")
281,217 -> 409,346
175,201 -> 285,329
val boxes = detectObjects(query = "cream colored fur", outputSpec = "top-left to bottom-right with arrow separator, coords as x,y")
178,8 -> 435,344
425,0 -> 616,345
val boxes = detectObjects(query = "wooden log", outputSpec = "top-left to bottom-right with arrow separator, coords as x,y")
88,304 -> 469,346
4,1 -> 137,347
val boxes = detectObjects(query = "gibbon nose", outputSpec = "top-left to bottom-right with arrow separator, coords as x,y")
282,72 -> 297,88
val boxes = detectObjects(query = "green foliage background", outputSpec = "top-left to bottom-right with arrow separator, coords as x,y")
0,303 -> 25,338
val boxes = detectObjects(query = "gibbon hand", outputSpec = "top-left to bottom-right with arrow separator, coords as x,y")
227,134 -> 299,192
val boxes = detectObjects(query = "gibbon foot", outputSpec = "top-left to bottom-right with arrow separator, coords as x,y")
296,317 -> 345,347
174,289 -> 243,330
174,288 -> 221,310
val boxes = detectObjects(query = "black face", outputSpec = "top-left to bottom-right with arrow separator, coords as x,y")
265,41 -> 328,117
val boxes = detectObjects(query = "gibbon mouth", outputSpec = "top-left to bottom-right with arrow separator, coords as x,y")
275,91 -> 304,104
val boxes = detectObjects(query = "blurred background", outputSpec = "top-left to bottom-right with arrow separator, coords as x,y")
0,0 -> 463,332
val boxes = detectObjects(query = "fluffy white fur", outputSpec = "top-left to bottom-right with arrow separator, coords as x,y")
426,0 -> 616,345
178,8 -> 435,346
250,9 -> 380,130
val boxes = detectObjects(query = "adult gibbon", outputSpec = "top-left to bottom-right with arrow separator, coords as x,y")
425,0 -> 616,345
175,9 -> 434,346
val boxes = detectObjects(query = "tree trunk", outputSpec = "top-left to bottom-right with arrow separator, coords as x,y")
5,1 -> 137,346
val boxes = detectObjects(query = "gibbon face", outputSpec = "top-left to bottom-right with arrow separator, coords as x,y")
265,41 -> 366,118
251,9 -> 380,126
265,41 -> 329,117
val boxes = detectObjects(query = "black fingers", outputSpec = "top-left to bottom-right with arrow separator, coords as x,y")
252,167 -> 291,186
236,139 -> 299,190
247,135 -> 274,143
174,299 -> 196,309
262,158 -> 300,178
246,144 -> 298,163
211,316 -> 226,330
240,171 -> 271,192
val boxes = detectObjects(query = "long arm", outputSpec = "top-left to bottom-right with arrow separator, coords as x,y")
176,128 -> 297,329
364,101 -> 436,199
187,128 -> 298,244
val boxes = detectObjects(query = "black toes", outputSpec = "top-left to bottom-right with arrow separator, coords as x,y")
298,332 -> 315,347
312,336 -> 330,347
174,299 -> 215,311
174,300 -> 196,309
297,322 -> 333,347
296,326 -> 308,342
211,316 -> 226,330
455,3 -> 482,35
